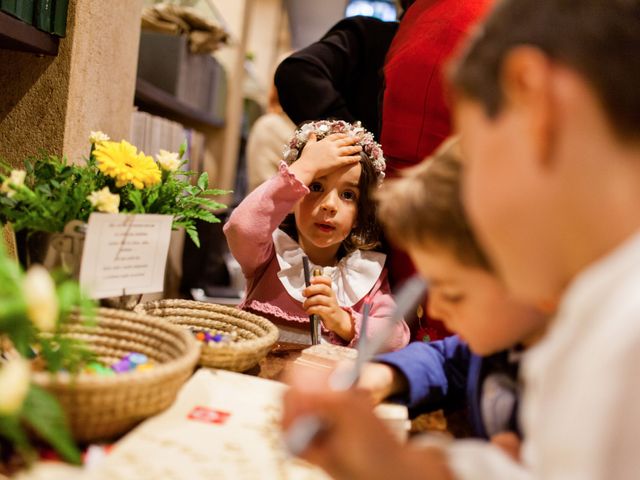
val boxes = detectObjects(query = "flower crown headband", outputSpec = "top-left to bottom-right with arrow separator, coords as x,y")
283,120 -> 386,184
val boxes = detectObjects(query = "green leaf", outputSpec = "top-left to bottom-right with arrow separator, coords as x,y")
127,189 -> 144,213
185,225 -> 200,248
184,185 -> 199,195
0,413 -> 31,454
145,190 -> 159,209
202,188 -> 231,197
21,385 -> 81,464
8,323 -> 34,358
186,210 -> 220,224
197,172 -> 208,191
179,140 -> 187,159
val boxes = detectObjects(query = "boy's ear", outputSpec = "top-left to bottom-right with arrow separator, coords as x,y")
501,46 -> 555,167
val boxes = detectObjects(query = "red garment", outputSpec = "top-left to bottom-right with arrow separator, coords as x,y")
381,0 -> 495,340
382,0 -> 494,174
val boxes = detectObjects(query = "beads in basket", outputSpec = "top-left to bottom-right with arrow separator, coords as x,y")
190,327 -> 239,345
81,352 -> 157,376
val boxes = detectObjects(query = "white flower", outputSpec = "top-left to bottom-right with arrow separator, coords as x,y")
0,169 -> 26,198
156,149 -> 181,172
23,265 -> 59,332
89,131 -> 110,144
300,123 -> 315,136
9,169 -> 26,187
287,149 -> 299,163
0,357 -> 31,415
87,187 -> 120,214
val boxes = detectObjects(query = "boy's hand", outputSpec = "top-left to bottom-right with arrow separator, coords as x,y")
289,133 -> 362,186
283,367 -> 454,480
357,362 -> 409,404
302,275 -> 354,341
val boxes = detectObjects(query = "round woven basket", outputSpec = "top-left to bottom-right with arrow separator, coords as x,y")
135,299 -> 279,372
32,308 -> 200,443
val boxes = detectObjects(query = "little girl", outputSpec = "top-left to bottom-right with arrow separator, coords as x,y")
224,120 -> 409,351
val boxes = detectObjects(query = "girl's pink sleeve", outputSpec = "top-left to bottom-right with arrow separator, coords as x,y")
224,163 -> 309,278
331,269 -> 410,352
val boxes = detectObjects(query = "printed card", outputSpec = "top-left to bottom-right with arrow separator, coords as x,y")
79,213 -> 173,298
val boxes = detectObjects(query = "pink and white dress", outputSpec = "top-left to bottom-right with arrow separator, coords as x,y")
223,163 -> 410,351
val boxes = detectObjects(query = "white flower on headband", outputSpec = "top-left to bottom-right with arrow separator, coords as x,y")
282,120 -> 387,184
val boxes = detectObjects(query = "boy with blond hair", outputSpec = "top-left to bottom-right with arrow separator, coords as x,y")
285,1 -> 640,478
283,140 -> 546,479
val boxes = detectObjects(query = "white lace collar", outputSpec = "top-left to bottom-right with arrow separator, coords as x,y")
272,229 -> 386,307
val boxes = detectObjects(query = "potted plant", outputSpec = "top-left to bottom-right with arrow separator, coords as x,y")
0,241 -> 95,474
0,132 -> 227,275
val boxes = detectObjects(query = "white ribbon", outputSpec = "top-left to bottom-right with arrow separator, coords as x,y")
272,229 -> 386,307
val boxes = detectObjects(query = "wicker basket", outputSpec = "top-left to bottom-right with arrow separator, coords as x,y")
135,299 -> 279,372
32,308 -> 200,443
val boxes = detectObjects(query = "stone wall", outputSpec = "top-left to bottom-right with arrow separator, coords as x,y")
0,0 -> 143,166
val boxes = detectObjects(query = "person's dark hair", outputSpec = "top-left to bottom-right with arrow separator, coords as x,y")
376,139 -> 492,271
345,150 -> 382,252
450,0 -> 640,140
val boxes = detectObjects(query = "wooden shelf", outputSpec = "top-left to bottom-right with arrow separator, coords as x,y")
134,77 -> 225,129
0,10 -> 59,55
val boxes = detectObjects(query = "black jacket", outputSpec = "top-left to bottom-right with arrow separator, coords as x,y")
275,16 -> 398,139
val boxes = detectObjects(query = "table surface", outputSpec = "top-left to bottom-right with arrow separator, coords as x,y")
253,341 -> 306,380
250,342 -> 468,437
2,343 -> 470,478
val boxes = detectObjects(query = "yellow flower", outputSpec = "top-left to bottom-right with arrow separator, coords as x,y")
87,186 -> 120,214
23,265 -> 59,332
0,357 -> 31,415
156,149 -> 181,172
0,169 -> 26,198
93,140 -> 161,189
89,130 -> 110,144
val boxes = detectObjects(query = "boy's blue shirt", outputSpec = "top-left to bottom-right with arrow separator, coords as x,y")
376,336 -> 520,439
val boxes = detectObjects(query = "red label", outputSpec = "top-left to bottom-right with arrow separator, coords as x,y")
187,406 -> 231,425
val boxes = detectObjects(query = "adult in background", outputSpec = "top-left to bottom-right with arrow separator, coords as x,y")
274,12 -> 400,139
246,82 -> 296,192
276,1 -> 493,341
381,0 -> 494,341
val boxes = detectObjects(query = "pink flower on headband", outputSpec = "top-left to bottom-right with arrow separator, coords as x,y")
283,120 -> 386,184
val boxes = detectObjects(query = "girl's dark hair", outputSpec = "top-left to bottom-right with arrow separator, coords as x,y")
450,0 -> 640,141
281,150 -> 382,257
344,151 -> 382,252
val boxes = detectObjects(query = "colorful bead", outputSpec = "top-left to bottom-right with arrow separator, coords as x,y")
97,365 -> 115,376
111,359 -> 132,373
86,362 -> 103,374
128,353 -> 148,366
136,363 -> 154,372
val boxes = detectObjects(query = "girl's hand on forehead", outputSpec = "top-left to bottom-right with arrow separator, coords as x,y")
289,133 -> 362,186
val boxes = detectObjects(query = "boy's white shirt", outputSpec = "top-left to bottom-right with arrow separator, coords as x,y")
445,229 -> 640,480
272,228 -> 386,307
